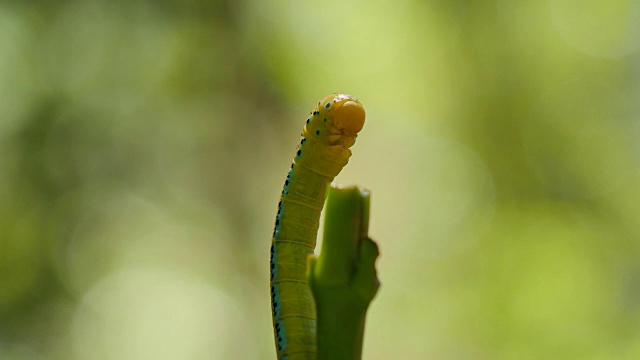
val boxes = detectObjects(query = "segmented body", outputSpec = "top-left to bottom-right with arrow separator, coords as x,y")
270,94 -> 365,359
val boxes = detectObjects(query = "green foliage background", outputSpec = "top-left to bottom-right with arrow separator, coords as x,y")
2,0 -> 640,359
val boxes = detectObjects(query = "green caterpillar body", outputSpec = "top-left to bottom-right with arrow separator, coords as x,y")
270,94 -> 365,359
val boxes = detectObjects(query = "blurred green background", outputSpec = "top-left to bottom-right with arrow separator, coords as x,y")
2,0 -> 640,359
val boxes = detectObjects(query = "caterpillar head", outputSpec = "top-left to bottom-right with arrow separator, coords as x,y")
331,94 -> 365,136
298,93 -> 365,176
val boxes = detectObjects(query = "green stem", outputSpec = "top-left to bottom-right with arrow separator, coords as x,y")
308,184 -> 380,360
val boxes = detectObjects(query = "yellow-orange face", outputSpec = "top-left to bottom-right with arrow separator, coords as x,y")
302,93 -> 365,149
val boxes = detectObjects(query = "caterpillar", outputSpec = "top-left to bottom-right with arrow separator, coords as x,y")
270,94 -> 365,359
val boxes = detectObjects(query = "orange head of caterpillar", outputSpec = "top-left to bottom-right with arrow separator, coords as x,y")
330,94 -> 365,136
298,93 -> 364,175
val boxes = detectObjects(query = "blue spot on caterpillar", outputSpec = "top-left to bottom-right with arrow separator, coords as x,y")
270,94 -> 365,359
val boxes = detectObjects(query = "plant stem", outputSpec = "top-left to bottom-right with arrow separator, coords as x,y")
308,184 -> 380,360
